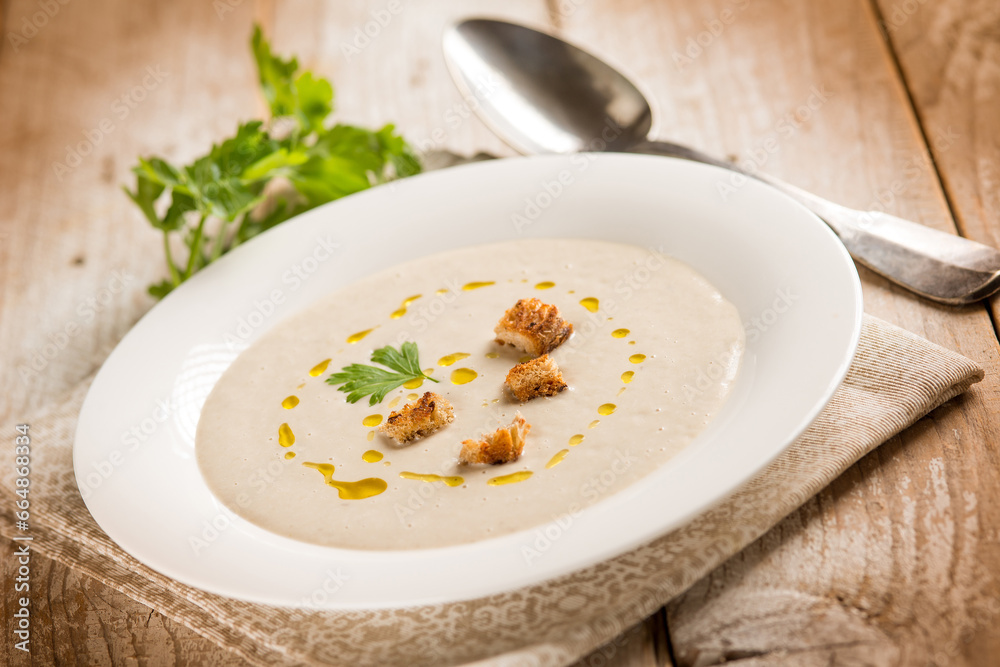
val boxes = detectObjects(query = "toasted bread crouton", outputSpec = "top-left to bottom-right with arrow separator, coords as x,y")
458,413 -> 530,465
494,298 -> 573,357
379,392 -> 454,444
505,354 -> 568,402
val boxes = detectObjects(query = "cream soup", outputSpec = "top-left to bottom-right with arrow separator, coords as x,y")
195,239 -> 744,549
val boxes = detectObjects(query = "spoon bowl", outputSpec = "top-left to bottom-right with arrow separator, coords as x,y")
444,18 -> 652,154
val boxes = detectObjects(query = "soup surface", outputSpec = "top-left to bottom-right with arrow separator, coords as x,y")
195,239 -> 744,549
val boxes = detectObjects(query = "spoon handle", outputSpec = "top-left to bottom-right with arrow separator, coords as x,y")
634,140 -> 1000,305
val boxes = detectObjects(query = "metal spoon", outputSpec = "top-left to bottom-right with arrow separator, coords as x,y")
443,18 -> 1000,305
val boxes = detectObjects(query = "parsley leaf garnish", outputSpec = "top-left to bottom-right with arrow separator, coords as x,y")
125,24 -> 421,299
326,342 -> 438,406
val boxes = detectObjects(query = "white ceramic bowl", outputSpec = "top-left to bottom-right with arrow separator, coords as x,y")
74,153 -> 862,609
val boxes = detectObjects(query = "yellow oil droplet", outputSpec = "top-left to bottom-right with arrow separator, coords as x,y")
485,352 -> 500,359
589,419 -> 600,429
399,471 -> 464,487
303,462 -> 387,500
362,414 -> 383,427
462,281 -> 495,291
309,359 -> 331,377
629,354 -> 646,364
284,451 -> 296,459
438,352 -> 470,366
546,449 -> 569,469
390,294 -> 423,319
333,478 -> 387,499
629,340 -> 636,345
518,355 -> 533,364
569,434 -> 585,446
278,423 -> 295,447
612,328 -> 630,338
436,288 -> 447,295
487,471 -> 534,486
304,462 -> 334,475
367,430 -> 375,442
297,383 -> 306,389
580,297 -> 599,312
598,403 -> 617,415
281,395 -> 300,409
622,370 -> 635,383
617,386 -> 627,396
423,368 -> 434,376
363,450 -> 384,463
451,368 -> 478,385
347,328 -> 376,344
403,377 -> 424,390
535,281 -> 555,290
388,396 -> 401,409
407,393 -> 419,401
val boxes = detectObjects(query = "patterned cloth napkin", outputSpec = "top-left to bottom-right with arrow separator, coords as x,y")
0,313 -> 983,666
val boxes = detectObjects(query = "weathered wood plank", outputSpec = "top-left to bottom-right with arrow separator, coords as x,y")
1,539 -> 250,666
571,610 -> 673,667
873,1 -> 1000,662
1,0 -> 267,664
873,0 -> 1000,262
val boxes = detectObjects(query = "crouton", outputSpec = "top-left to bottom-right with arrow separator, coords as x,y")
379,392 -> 454,444
505,354 -> 568,402
494,298 -> 573,357
458,413 -> 530,465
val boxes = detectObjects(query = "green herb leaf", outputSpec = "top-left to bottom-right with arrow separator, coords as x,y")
326,342 -> 438,406
123,174 -> 165,228
294,71 -> 334,134
251,25 -> 299,120
147,279 -> 175,299
125,24 -> 421,299
162,191 -> 196,232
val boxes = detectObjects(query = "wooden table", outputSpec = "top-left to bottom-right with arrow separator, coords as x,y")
2,0 -> 999,664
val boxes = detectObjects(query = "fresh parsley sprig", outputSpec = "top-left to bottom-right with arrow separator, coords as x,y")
327,342 -> 438,406
125,25 -> 421,299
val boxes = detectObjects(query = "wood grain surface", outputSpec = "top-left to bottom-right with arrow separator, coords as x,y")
2,0 -> 998,665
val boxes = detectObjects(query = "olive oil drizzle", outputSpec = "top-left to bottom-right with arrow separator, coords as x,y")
487,470 -> 533,486
546,450 -> 569,468
281,282 -> 650,493
346,327 -> 377,343
450,367 -> 478,385
390,294 -> 423,319
309,359 -> 331,377
438,352 -> 471,366
302,462 -> 387,500
399,471 -> 464,487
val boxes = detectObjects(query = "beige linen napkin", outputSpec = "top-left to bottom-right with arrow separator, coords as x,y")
0,315 -> 983,666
